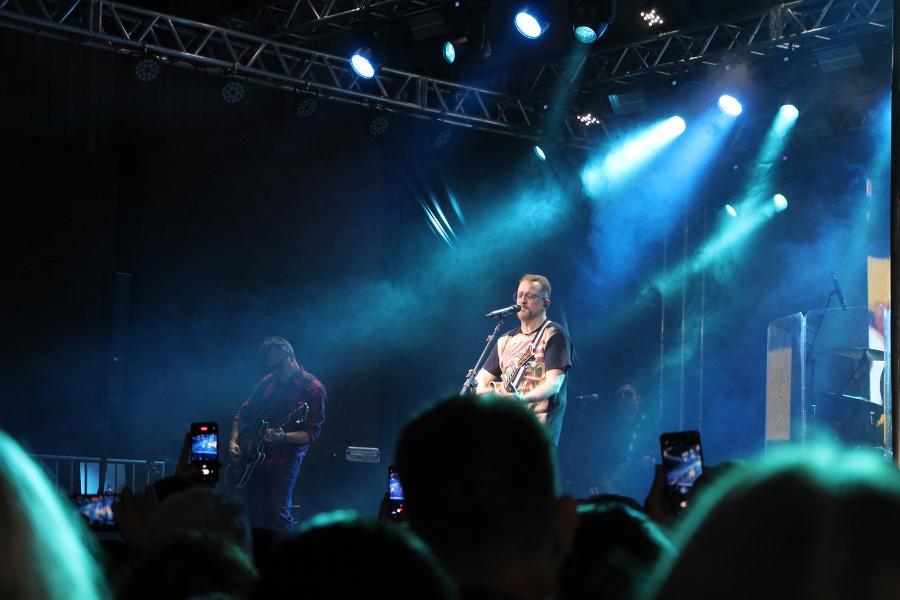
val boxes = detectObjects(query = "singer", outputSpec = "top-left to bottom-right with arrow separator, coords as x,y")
475,274 -> 573,445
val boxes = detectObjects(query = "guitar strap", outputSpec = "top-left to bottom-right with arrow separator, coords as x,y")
500,319 -> 552,374
528,319 -> 552,356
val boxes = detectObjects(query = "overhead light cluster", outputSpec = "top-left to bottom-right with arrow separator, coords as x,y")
514,0 -> 617,44
134,57 -> 160,83
640,8 -> 663,27
577,112 -> 601,126
368,114 -> 390,136
222,79 -> 246,104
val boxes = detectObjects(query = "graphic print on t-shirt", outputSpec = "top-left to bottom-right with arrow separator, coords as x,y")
498,326 -> 558,421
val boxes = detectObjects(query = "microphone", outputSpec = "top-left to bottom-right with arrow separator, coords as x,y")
575,393 -> 600,401
485,304 -> 521,319
831,272 -> 847,310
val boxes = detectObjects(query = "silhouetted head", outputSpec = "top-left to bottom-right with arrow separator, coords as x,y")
116,530 -> 256,600
647,446 -> 900,600
560,502 -> 672,600
396,395 -> 578,599
254,512 -> 455,599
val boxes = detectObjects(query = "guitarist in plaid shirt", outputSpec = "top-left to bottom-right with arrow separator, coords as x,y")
229,336 -> 327,531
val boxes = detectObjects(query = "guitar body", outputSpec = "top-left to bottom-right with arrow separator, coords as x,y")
223,403 -> 310,489
492,352 -> 536,394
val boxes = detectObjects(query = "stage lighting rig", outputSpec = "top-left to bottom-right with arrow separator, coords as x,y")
514,2 -> 551,39
576,112 -> 601,126
368,113 -> 390,136
134,56 -> 160,83
222,79 -> 246,104
296,91 -> 320,118
718,94 -> 743,116
573,0 -> 616,44
350,48 -> 379,79
640,8 -> 663,27
442,8 -> 492,63
773,194 -> 788,212
434,128 -> 453,148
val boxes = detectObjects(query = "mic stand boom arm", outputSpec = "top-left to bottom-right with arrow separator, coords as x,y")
461,317 -> 507,395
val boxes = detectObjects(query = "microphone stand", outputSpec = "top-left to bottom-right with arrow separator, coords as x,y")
806,290 -> 835,425
461,316 -> 508,395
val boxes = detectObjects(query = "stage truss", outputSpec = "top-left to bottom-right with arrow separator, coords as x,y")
0,0 -> 891,147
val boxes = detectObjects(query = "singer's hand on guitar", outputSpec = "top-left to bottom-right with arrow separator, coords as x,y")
228,441 -> 242,461
490,382 -> 522,401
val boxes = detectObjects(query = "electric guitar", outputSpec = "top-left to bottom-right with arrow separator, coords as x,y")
223,403 -> 310,488
492,349 -> 536,394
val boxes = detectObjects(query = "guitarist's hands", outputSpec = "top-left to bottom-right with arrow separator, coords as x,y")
262,427 -> 286,442
494,387 -> 524,402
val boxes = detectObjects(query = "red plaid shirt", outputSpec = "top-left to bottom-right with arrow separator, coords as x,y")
234,367 -> 326,467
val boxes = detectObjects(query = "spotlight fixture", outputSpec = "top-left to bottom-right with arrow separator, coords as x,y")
442,9 -> 492,63
773,194 -> 788,212
780,104 -> 799,119
573,0 -> 616,44
350,48 -> 378,79
577,112 -> 601,126
442,41 -> 457,64
514,5 -> 550,39
134,57 -> 160,83
368,114 -> 390,136
718,94 -> 743,116
222,79 -> 246,104
640,8 -> 663,27
296,93 -> 320,118
664,115 -> 686,136
434,128 -> 453,149
533,145 -> 547,161
724,204 -> 738,218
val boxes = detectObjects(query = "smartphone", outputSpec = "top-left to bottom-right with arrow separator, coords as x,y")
72,494 -> 119,531
388,466 -> 405,521
190,422 -> 220,483
659,430 -> 703,513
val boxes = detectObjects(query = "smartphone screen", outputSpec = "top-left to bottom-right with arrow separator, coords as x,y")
72,494 -> 119,531
388,466 -> 404,520
660,430 -> 703,512
190,422 -> 219,483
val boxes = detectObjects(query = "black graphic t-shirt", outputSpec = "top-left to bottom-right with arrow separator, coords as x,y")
483,320 -> 572,444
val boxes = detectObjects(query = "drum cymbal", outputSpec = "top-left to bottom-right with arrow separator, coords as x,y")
832,346 -> 885,362
820,392 -> 882,406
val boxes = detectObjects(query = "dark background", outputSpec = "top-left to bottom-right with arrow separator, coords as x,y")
0,21 -> 891,515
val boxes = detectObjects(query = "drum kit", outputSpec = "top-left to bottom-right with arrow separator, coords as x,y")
815,346 -> 886,447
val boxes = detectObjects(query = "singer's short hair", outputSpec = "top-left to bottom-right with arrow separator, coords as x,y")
260,336 -> 295,359
520,274 -> 551,297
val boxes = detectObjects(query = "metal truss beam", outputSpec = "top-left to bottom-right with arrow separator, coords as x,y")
0,0 -> 580,144
521,0 -> 892,93
221,0 -> 444,41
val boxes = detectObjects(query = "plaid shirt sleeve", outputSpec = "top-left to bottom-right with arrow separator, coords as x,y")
302,381 -> 327,444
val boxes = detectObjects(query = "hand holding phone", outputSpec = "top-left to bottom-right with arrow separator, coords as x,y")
659,430 -> 703,513
387,466 -> 405,521
190,422 -> 220,483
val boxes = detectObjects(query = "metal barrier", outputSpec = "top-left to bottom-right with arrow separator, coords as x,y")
33,454 -> 168,494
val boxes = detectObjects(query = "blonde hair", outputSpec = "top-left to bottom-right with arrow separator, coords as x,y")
520,274 -> 551,297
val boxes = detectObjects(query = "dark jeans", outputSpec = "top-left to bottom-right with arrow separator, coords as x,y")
246,454 -> 305,532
